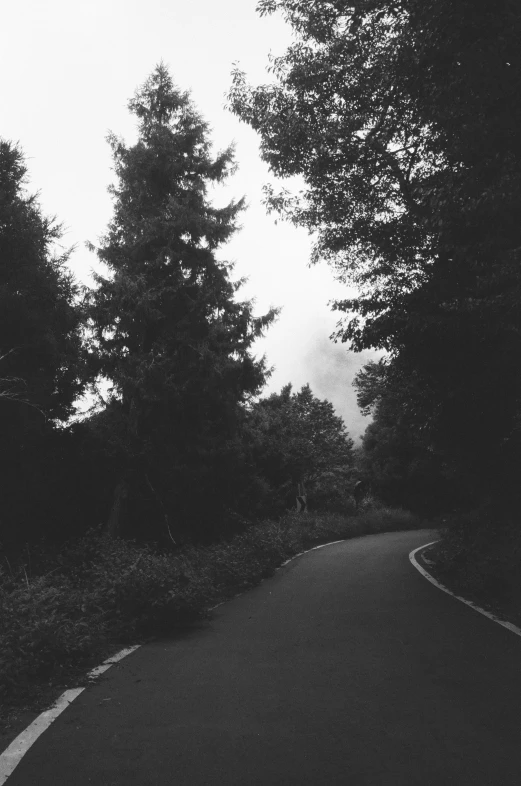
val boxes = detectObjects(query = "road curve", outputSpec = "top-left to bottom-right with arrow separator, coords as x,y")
7,530 -> 521,785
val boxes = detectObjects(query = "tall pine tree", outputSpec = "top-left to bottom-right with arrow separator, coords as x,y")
87,65 -> 275,540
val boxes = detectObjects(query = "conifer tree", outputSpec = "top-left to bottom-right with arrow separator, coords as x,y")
0,139 -> 86,545
87,65 -> 275,539
0,140 -> 84,421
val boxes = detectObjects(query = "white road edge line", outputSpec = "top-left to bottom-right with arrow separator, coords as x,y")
0,645 -> 141,784
279,539 -> 347,568
409,541 -> 521,639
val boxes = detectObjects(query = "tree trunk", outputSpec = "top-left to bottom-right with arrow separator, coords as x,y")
105,479 -> 128,538
145,473 -> 176,546
105,394 -> 139,538
296,480 -> 308,513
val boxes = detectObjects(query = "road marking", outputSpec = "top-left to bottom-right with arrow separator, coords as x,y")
409,541 -> 521,639
0,645 -> 141,783
87,645 -> 141,679
0,689 -> 83,784
280,539 -> 347,567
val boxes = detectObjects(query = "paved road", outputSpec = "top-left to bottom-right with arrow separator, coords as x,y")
7,530 -> 521,785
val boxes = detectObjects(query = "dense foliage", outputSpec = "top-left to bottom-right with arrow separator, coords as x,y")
353,359 -> 461,514
246,383 -> 354,510
0,140 -> 87,547
1,64 -> 360,554
228,0 -> 521,511
0,141 -> 85,421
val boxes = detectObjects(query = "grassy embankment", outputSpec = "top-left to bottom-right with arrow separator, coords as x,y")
1,501 -> 419,728
424,506 -> 521,627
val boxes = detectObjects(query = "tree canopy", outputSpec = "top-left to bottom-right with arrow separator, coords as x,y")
229,0 -> 521,502
0,140 -> 85,423
246,383 -> 354,508
0,139 -> 87,546
353,359 -> 461,513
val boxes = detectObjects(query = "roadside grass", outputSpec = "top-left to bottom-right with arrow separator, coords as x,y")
424,507 -> 521,628
0,501 -> 419,731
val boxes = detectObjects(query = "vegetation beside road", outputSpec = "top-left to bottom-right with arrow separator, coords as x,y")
422,507 -> 521,629
0,502 -> 418,726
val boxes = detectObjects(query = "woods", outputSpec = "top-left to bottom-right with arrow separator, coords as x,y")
2,0 -> 520,722
229,0 -> 521,541
1,64 -> 357,555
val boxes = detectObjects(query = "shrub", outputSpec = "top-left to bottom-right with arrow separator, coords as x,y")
356,496 -> 419,534
0,574 -> 107,696
433,504 -> 521,600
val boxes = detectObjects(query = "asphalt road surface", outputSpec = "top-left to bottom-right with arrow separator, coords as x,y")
7,530 -> 521,785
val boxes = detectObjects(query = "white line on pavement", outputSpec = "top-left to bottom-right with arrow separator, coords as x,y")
0,645 -> 142,783
409,541 -> 521,639
279,538 -> 347,567
87,645 -> 141,679
0,689 -> 84,785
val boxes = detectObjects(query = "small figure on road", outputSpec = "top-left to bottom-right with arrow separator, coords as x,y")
353,480 -> 365,510
296,481 -> 307,513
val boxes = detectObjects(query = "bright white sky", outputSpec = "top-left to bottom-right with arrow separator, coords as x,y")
1,0 -> 376,439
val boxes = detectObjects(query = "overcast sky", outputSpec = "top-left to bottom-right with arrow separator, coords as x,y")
1,0 -> 376,439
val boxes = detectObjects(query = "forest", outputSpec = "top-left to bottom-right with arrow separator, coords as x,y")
1,0 -> 520,717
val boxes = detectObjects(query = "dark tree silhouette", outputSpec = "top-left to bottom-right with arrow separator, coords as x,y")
0,139 -> 86,546
87,65 -> 276,540
229,0 -> 521,506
